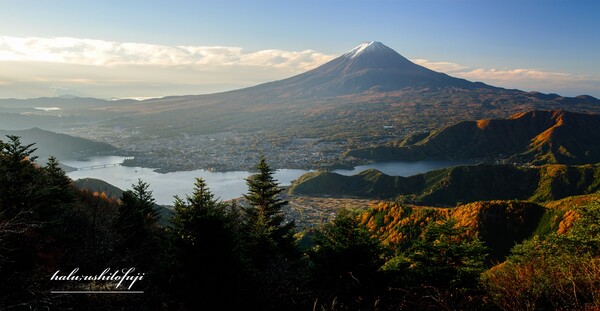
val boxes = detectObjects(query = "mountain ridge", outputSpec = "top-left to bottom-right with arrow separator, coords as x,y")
288,163 -> 600,206
0,127 -> 117,161
346,109 -> 600,165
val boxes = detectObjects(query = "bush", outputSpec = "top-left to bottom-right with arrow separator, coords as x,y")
482,202 -> 600,310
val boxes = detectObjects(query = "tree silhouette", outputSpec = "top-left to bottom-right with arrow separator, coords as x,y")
169,178 -> 242,308
0,135 -> 42,216
243,157 -> 296,266
240,157 -> 308,309
115,179 -> 160,266
309,209 -> 385,308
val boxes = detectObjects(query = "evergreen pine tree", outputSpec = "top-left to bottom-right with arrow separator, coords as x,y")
0,137 -> 40,307
0,138 -> 78,308
126,179 -> 160,224
171,178 -> 228,247
309,209 -> 385,309
39,156 -> 75,219
240,157 -> 311,309
0,135 -> 42,215
115,179 -> 160,265
243,156 -> 296,264
169,178 -> 242,308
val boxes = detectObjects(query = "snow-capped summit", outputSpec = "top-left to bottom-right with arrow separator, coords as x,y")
344,41 -> 387,59
225,41 -> 494,98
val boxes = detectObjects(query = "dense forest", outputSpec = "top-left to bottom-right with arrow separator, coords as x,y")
1,135 -> 599,310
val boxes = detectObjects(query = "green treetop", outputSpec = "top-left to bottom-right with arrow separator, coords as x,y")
170,177 -> 229,247
243,157 -> 296,264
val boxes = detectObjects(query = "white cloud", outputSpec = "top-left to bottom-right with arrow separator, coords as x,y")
412,57 -> 600,96
0,36 -> 335,70
412,57 -> 589,82
411,59 -> 469,72
0,36 -> 598,98
0,36 -> 337,98
455,68 -> 600,95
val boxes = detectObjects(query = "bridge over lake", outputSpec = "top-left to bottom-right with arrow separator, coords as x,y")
76,163 -> 122,171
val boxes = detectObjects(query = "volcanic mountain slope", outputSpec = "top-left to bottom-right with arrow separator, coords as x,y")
346,110 -> 600,165
113,41 -> 494,109
99,42 -> 600,141
232,41 -> 494,98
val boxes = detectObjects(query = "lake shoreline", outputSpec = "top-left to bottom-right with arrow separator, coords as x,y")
64,155 -> 480,205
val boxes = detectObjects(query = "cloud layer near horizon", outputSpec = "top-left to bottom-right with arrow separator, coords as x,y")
0,36 -> 338,98
412,59 -> 600,96
1,36 -> 598,99
0,36 -> 334,70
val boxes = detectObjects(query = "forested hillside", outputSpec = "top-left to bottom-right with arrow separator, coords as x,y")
2,135 -> 599,310
289,163 -> 600,205
346,110 -> 600,165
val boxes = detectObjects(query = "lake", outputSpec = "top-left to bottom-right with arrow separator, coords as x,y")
64,156 -> 475,205
333,159 -> 478,176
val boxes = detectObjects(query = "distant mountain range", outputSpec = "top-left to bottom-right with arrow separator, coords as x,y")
346,110 -> 600,165
288,163 -> 600,206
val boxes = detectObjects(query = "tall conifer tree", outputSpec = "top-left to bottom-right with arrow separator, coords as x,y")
0,136 -> 41,215
243,157 -> 296,264
169,178 -> 241,308
115,179 -> 160,265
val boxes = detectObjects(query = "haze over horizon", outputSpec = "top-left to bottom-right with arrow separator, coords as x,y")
1,0 -> 599,99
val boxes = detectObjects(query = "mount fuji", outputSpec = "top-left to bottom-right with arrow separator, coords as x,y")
216,41 -> 494,99
100,41 -> 599,140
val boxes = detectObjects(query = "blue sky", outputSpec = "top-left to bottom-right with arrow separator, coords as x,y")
1,0 -> 599,98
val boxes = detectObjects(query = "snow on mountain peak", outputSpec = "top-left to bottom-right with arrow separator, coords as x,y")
344,41 -> 386,59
